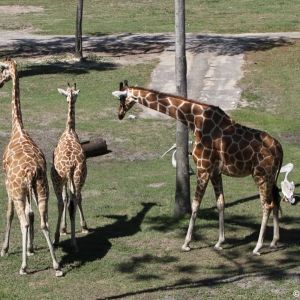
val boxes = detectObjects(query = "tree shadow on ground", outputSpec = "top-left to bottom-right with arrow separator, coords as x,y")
94,191 -> 300,299
17,60 -> 117,78
0,33 -> 295,78
96,267 -> 300,300
57,202 -> 157,273
188,34 -> 294,56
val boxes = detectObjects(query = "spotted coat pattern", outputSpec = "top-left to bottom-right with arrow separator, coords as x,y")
0,58 -> 62,276
112,82 -> 283,255
51,84 -> 88,252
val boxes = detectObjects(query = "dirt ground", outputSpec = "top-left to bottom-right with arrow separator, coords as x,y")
0,5 -> 44,14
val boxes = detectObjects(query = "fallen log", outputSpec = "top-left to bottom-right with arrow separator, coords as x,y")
81,138 -> 108,158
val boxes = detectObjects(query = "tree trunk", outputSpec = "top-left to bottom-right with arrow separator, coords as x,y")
75,0 -> 83,59
81,138 -> 108,158
174,0 -> 191,216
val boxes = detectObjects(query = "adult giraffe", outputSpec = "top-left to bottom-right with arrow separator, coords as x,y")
0,58 -> 63,276
112,81 -> 284,255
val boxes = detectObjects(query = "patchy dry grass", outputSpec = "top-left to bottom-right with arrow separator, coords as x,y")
0,44 -> 299,299
0,0 -> 300,34
0,1 -> 300,300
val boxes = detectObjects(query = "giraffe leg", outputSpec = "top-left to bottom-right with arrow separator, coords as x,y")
253,182 -> 277,255
53,183 -> 65,246
25,199 -> 34,256
60,185 -> 68,235
270,205 -> 281,248
181,172 -> 209,252
181,200 -> 200,252
41,226 -> 63,277
14,199 -> 29,275
211,175 -> 225,251
26,211 -> 35,256
37,190 -> 63,277
33,178 -> 63,277
69,193 -> 78,252
54,196 -> 64,246
77,193 -> 89,233
1,198 -> 14,256
20,224 -> 28,275
253,206 -> 271,255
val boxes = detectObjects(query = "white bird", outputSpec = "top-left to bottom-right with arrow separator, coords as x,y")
162,141 -> 195,175
280,163 -> 295,204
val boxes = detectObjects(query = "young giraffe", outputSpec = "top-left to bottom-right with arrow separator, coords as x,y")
0,58 -> 63,276
51,83 -> 88,252
112,81 -> 284,255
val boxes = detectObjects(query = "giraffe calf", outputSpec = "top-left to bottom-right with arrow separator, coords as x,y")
51,83 -> 88,252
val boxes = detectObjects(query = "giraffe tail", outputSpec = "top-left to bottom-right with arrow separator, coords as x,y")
68,165 -> 76,220
25,169 -> 35,209
25,169 -> 35,240
68,164 -> 76,192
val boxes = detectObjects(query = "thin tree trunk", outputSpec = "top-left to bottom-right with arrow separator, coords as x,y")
174,0 -> 191,216
75,0 -> 83,59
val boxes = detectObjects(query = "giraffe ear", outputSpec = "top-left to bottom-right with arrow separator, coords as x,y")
57,88 -> 68,97
73,89 -> 80,96
112,91 -> 127,99
0,62 -> 9,69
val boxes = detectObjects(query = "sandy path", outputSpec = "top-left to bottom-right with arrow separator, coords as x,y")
1,29 -> 299,118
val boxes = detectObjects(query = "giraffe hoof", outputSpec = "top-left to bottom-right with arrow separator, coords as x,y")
181,245 -> 191,252
270,242 -> 286,249
252,251 -> 261,256
81,228 -> 89,234
19,269 -> 27,275
55,269 -> 64,277
214,245 -> 223,251
53,240 -> 60,248
1,249 -> 8,257
26,251 -> 34,257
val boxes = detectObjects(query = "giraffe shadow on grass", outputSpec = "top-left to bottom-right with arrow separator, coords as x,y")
146,189 -> 300,252
197,192 -> 300,251
57,202 -> 157,273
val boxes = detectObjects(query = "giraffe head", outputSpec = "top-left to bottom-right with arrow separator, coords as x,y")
112,80 -> 137,120
0,58 -> 14,88
57,83 -> 80,102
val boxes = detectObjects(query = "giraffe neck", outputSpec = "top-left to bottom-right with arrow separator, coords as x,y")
129,87 -> 210,132
11,65 -> 24,132
66,100 -> 76,131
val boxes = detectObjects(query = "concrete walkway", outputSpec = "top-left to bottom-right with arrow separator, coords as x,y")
149,32 -> 300,112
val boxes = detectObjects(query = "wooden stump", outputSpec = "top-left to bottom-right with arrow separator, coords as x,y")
81,138 -> 108,158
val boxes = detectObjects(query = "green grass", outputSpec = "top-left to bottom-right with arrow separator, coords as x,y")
0,1 -> 300,299
0,0 -> 300,34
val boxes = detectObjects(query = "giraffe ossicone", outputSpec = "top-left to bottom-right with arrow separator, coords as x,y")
51,83 -> 88,253
0,58 -> 63,277
112,80 -> 284,256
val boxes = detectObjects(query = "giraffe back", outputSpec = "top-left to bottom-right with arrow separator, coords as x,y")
191,105 -> 283,179
53,129 -> 87,188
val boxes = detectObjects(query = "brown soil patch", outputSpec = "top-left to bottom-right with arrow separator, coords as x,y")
0,5 -> 44,15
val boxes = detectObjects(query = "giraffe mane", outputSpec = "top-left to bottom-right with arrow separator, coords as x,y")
128,86 -> 220,110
